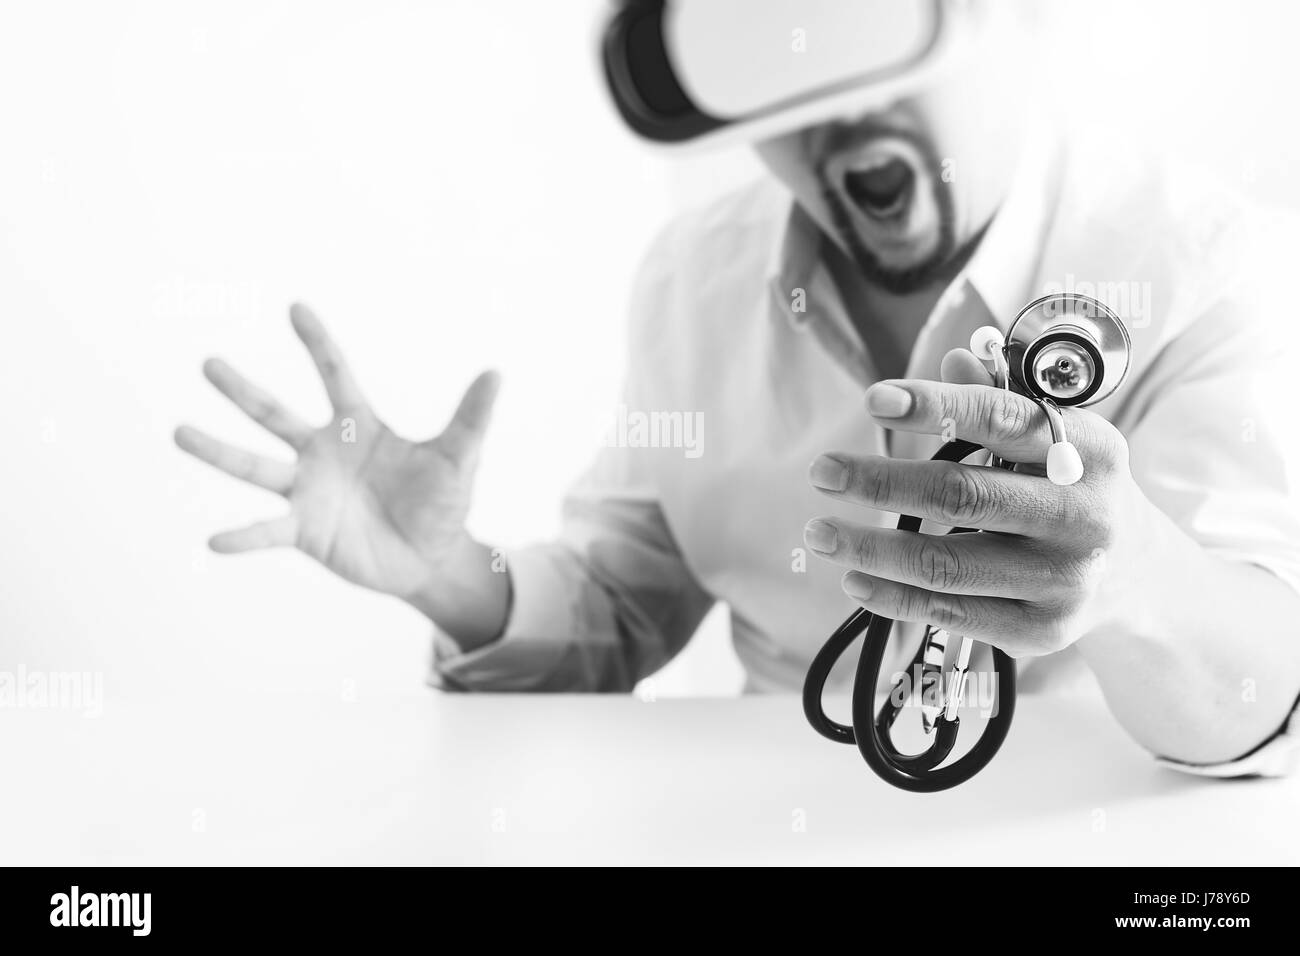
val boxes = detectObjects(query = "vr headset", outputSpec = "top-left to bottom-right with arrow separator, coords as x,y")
601,0 -> 990,149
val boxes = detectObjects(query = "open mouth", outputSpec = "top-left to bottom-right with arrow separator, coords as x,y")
842,157 -> 915,221
819,132 -> 943,264
814,126 -> 956,291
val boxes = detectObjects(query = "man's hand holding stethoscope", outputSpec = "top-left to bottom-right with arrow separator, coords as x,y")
802,293 -> 1144,791
803,348 -> 1146,660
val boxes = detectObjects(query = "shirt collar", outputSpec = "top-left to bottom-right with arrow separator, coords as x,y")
764,128 -> 1064,335
765,200 -> 824,326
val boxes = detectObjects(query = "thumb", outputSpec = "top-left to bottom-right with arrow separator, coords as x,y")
437,370 -> 502,459
940,347 -> 996,387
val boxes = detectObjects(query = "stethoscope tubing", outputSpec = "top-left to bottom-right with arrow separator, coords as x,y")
802,438 -> 1018,792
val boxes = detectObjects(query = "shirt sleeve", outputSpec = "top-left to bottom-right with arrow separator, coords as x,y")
428,490 -> 715,692
1121,215 -> 1300,777
1155,696 -> 1300,778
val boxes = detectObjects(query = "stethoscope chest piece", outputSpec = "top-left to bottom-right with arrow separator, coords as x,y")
973,293 -> 1131,485
1005,293 -> 1131,408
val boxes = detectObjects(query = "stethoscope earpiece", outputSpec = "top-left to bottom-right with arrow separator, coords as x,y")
805,293 -> 1133,791
968,325 -> 1005,364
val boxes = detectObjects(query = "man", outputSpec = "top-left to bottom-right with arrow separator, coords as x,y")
176,0 -> 1300,775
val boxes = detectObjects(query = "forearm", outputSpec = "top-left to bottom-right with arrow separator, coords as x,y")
425,505 -> 717,692
1079,503 -> 1300,764
426,540 -> 648,692
402,533 -> 511,652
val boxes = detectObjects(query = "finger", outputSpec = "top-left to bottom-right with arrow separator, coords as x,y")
807,453 -> 1067,534
803,520 -> 1053,598
840,571 -> 1032,649
289,302 -> 367,412
866,379 -> 1049,461
940,347 -> 995,387
174,425 -> 295,495
438,370 -> 501,459
208,515 -> 299,554
202,358 -> 312,449
864,379 -> 1120,465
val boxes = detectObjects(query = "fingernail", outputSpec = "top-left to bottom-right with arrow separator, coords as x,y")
866,383 -> 913,418
843,572 -> 874,600
808,454 -> 848,491
803,519 -> 838,554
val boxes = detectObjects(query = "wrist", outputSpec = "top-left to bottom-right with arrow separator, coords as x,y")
1078,486 -> 1202,660
401,532 -> 512,652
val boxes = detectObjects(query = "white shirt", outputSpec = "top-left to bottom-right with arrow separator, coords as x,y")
433,134 -> 1300,777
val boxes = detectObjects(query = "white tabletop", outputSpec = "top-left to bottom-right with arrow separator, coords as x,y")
3,687 -> 1296,865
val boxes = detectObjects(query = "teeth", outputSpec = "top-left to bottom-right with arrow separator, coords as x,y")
845,155 -> 895,174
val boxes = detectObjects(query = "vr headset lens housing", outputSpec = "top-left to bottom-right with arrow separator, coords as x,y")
666,0 -> 938,117
603,0 -> 957,146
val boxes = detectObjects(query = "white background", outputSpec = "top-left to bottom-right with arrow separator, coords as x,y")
3,0 -> 1299,705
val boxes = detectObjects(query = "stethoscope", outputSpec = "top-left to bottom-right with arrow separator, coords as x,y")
802,293 -> 1132,792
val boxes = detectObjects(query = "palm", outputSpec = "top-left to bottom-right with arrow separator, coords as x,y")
176,303 -> 499,600
291,414 -> 472,595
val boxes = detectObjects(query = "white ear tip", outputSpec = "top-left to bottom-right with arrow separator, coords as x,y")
1047,442 -> 1084,485
969,326 -> 1005,361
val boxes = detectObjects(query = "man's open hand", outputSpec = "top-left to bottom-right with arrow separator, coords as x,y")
175,303 -> 500,606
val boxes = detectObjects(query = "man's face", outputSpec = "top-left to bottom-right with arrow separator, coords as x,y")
754,59 -> 1027,295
